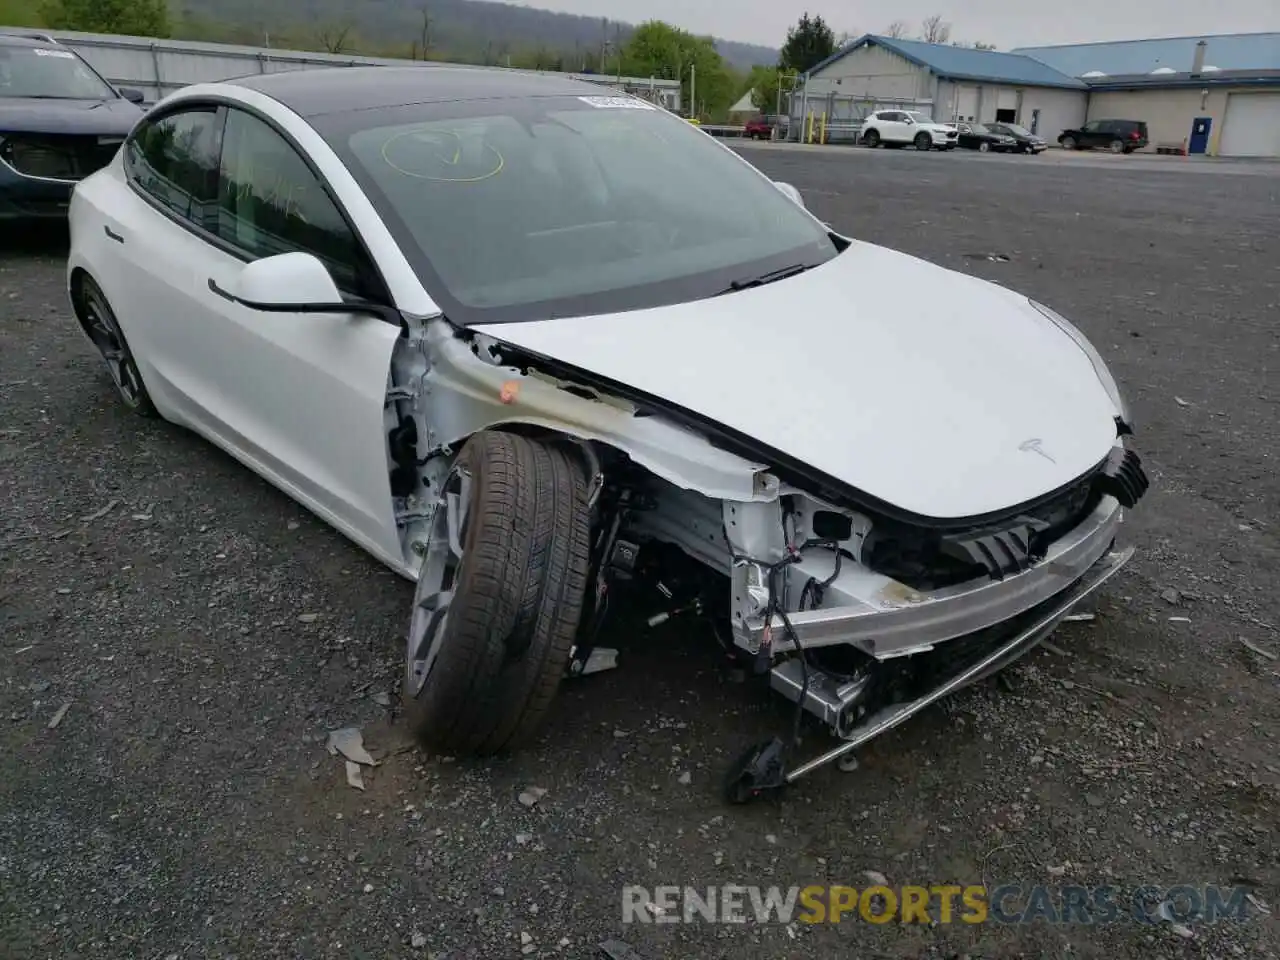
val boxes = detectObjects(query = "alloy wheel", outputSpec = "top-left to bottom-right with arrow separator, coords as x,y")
406,466 -> 471,697
82,286 -> 145,408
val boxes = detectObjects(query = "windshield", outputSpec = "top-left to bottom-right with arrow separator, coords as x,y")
1000,123 -> 1032,136
0,45 -> 117,100
967,123 -> 992,134
321,94 -> 838,323
906,112 -> 936,124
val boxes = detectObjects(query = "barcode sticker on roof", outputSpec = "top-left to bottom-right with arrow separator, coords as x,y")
577,96 -> 654,110
33,49 -> 76,58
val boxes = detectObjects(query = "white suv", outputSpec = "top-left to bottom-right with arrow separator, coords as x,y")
861,110 -> 959,150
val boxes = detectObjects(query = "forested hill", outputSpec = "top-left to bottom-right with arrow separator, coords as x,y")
174,0 -> 778,69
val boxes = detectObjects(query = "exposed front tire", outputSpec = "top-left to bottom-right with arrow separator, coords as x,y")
863,129 -> 880,147
404,430 -> 591,756
1061,136 -> 1077,150
73,274 -> 157,418
914,132 -> 931,151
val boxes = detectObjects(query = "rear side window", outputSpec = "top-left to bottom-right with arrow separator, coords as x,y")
215,107 -> 374,297
124,108 -> 222,230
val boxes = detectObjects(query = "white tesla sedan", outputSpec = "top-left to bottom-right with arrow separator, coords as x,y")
66,65 -> 1149,801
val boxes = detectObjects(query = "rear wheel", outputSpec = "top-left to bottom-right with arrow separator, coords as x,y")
74,275 -> 156,418
1109,139 -> 1125,154
404,430 -> 591,756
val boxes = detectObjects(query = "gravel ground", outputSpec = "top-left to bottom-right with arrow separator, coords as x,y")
2,149 -> 1278,960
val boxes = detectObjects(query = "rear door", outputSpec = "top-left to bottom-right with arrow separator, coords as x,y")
102,103 -> 227,412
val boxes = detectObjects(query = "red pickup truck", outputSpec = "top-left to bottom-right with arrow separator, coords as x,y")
743,117 -> 773,140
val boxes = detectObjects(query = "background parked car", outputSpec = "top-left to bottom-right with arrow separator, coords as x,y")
743,116 -> 773,139
986,122 -> 1048,154
860,110 -> 958,150
0,32 -> 146,221
954,122 -> 1018,153
1059,119 -> 1149,154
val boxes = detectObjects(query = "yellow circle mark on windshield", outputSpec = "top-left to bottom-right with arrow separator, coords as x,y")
380,128 -> 504,182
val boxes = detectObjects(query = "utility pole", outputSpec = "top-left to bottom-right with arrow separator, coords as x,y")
689,62 -> 696,120
774,79 -> 782,137
599,18 -> 608,73
614,23 -> 622,86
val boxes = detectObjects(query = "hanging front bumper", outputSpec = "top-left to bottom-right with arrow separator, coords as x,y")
745,493 -> 1130,661
780,541 -> 1133,783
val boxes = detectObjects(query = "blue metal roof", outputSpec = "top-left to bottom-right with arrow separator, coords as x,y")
1012,33 -> 1280,78
806,34 -> 1086,89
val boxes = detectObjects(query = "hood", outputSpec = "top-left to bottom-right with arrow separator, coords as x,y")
921,121 -> 957,132
0,97 -> 142,136
471,242 -> 1121,522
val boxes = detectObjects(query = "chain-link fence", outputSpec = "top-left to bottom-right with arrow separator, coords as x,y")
785,92 -> 937,144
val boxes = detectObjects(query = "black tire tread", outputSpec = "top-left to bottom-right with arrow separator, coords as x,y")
409,431 -> 590,756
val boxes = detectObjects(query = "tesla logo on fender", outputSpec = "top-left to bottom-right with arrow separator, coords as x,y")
1018,438 -> 1056,463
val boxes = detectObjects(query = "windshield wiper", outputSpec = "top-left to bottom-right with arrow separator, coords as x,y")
716,262 -> 814,295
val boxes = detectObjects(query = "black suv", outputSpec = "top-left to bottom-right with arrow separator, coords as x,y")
1058,119 -> 1149,154
0,32 -> 146,221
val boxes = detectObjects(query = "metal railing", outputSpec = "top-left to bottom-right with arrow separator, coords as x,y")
34,28 -> 681,109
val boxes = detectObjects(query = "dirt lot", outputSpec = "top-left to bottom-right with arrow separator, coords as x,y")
2,147 -> 1278,960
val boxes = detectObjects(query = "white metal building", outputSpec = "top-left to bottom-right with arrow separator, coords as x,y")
11,28 -> 684,112
799,35 -> 1088,140
1013,34 -> 1280,157
798,31 -> 1280,157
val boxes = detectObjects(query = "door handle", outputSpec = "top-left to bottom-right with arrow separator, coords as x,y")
104,226 -> 124,244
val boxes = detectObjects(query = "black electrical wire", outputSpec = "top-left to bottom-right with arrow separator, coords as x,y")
719,518 -> 863,747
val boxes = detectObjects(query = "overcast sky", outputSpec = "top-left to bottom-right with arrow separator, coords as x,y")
510,0 -> 1279,50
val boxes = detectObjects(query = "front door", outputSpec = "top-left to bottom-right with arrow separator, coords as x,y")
196,105 -> 405,567
879,112 -> 909,142
1189,117 -> 1212,154
1074,120 -> 1100,147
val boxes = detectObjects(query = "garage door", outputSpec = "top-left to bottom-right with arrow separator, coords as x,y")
954,85 -> 978,121
1219,92 -> 1280,157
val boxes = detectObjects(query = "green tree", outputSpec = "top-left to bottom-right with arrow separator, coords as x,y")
39,0 -> 171,37
745,64 -> 780,112
623,20 -> 735,117
0,0 -> 43,26
778,12 -> 835,74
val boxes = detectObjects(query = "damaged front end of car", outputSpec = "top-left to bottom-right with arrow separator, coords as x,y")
710,443 -> 1146,800
388,315 -> 1150,802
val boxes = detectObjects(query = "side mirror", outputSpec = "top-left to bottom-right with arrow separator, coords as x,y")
208,251 -> 397,326
118,87 -> 145,104
233,251 -> 343,306
773,181 -> 805,209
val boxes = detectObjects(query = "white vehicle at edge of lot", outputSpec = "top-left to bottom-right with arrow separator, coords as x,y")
64,65 -> 1149,803
860,109 -> 960,150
